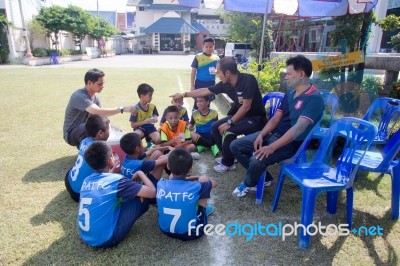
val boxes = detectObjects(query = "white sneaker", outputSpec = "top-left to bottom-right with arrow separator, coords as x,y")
249,180 -> 272,193
213,163 -> 236,173
232,182 -> 251,197
215,157 -> 237,164
191,152 -> 200,160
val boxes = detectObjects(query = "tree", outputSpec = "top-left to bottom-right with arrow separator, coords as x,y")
377,14 -> 400,51
63,5 -> 94,51
222,12 -> 272,58
27,19 -> 48,49
88,16 -> 119,45
35,5 -> 68,51
0,13 -> 11,63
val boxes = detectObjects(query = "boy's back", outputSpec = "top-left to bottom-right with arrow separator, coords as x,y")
67,137 -> 96,194
78,172 -> 142,247
156,178 -> 211,234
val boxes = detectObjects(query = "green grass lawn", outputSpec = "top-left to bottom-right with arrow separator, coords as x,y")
0,67 -> 399,265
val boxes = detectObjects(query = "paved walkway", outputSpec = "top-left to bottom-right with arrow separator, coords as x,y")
0,54 -> 194,69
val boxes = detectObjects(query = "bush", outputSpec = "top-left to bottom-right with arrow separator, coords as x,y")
391,34 -> 400,51
59,49 -> 71,56
389,81 -> 400,99
32,48 -> 48,57
361,74 -> 382,95
70,50 -> 81,55
239,57 -> 285,94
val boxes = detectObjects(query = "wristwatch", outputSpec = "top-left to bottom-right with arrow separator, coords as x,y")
119,106 -> 124,114
227,118 -> 234,126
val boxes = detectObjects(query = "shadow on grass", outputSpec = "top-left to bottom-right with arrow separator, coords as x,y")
22,156 -> 75,183
23,152 -> 399,264
356,171 -> 387,198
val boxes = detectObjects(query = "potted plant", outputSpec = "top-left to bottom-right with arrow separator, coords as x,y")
389,81 -> 400,100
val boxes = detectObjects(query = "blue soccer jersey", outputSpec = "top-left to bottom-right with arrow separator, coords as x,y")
190,109 -> 218,135
129,102 -> 159,131
77,172 -> 142,247
68,137 -> 96,193
120,155 -> 156,178
157,178 -> 212,234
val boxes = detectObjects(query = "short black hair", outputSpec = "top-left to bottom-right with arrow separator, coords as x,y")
120,132 -> 142,155
168,148 -> 193,176
137,83 -> 154,97
218,57 -> 238,75
84,141 -> 112,171
85,115 -> 109,137
203,37 -> 215,45
164,105 -> 179,116
84,68 -> 105,84
195,96 -> 210,102
286,55 -> 313,77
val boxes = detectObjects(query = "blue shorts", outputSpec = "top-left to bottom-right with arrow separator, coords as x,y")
99,197 -> 150,248
162,205 -> 208,241
135,125 -> 157,137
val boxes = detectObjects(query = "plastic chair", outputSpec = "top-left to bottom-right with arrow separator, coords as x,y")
271,117 -> 377,248
362,97 -> 400,145
262,92 -> 285,119
49,52 -> 58,64
312,91 -> 338,139
350,129 -> 400,220
255,92 -> 285,204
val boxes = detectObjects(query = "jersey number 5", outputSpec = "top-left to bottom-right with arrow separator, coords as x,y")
78,198 -> 93,232
163,208 -> 181,233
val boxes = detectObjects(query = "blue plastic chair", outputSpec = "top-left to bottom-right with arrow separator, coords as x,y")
271,117 -> 377,248
255,92 -> 285,204
262,92 -> 285,119
49,52 -> 58,64
351,129 -> 400,220
362,97 -> 400,145
312,91 -> 338,139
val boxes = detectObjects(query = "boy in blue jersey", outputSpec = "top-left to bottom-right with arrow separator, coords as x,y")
119,132 -> 171,182
78,141 -> 156,248
189,96 -> 219,156
130,83 -> 161,145
190,37 -> 219,110
157,149 -> 217,241
65,115 -> 110,202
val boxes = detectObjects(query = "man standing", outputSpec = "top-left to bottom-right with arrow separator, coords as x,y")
63,68 -> 135,147
230,55 -> 324,198
172,57 -> 266,173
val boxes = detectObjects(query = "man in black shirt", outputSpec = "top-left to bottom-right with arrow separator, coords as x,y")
171,57 -> 266,173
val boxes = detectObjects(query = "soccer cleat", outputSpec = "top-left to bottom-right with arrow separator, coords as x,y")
197,145 -> 206,153
232,182 -> 251,197
205,203 -> 215,216
213,163 -> 236,173
191,152 -> 201,160
211,145 -> 220,157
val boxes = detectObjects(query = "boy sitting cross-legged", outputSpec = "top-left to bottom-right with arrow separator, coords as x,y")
78,141 -> 155,248
156,148 -> 217,241
189,96 -> 219,156
130,83 -> 161,145
119,132 -> 172,182
159,105 -> 200,160
65,115 -> 110,202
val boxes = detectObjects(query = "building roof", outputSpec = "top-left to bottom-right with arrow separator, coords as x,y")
191,22 -> 208,33
145,4 -> 191,12
143,17 -> 198,34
